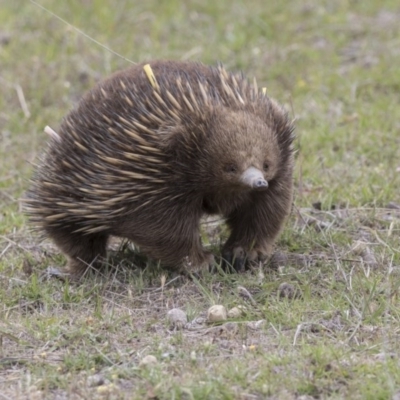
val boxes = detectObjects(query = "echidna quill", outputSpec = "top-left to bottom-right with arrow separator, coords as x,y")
24,60 -> 295,278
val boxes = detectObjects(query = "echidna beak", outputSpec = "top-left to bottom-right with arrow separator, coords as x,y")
240,167 -> 268,190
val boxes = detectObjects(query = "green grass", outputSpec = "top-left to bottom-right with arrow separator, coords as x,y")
1,0 -> 400,398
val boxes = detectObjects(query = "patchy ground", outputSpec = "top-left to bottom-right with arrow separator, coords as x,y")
1,0 -> 400,398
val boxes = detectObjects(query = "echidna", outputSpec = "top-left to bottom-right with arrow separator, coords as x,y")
24,60 -> 295,278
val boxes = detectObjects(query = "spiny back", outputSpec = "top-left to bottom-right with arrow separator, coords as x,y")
24,61 -> 294,236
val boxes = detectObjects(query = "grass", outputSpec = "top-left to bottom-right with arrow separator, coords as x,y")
1,0 -> 400,398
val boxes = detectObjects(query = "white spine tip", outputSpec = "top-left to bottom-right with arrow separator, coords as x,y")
44,125 -> 61,142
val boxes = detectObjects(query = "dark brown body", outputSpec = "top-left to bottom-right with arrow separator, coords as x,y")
24,60 -> 295,277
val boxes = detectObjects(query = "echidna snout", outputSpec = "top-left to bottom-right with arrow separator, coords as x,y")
240,167 -> 268,190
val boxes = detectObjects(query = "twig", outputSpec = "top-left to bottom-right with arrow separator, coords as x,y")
0,243 -> 11,260
0,77 -> 30,118
15,84 -> 30,118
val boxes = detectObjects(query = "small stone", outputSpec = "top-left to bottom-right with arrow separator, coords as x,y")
278,282 -> 297,299
167,308 -> 187,329
87,374 -> 106,387
227,306 -> 246,319
269,252 -> 289,269
139,355 -> 158,367
207,305 -> 227,322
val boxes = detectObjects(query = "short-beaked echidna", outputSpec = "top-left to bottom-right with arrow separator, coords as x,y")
24,60 -> 295,278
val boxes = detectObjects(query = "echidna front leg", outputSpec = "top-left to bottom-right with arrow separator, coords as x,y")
47,228 -> 108,279
222,189 -> 292,271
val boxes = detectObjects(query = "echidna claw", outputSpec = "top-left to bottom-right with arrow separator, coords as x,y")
221,246 -> 247,273
221,245 -> 270,273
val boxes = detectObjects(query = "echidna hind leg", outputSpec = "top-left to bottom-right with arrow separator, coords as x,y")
48,228 -> 108,279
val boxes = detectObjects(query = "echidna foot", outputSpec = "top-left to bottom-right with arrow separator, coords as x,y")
222,245 -> 270,272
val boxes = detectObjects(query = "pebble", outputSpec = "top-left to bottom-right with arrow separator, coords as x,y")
139,355 -> 158,367
207,305 -> 227,322
167,308 -> 187,329
278,282 -> 297,299
227,306 -> 246,318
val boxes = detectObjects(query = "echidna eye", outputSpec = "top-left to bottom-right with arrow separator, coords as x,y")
225,163 -> 238,173
263,163 -> 269,172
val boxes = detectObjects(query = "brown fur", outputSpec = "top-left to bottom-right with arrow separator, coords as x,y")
24,60 -> 295,277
